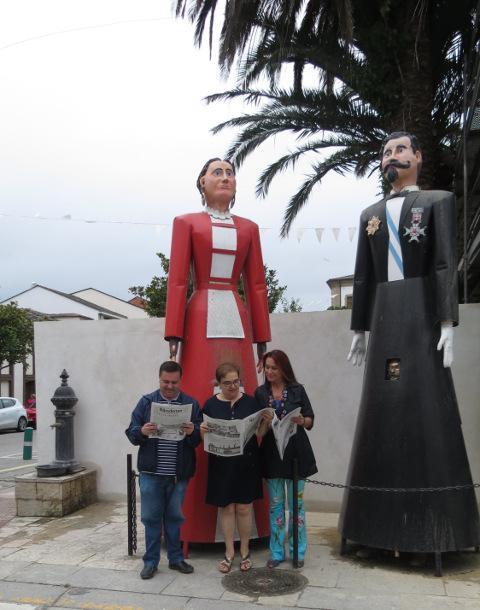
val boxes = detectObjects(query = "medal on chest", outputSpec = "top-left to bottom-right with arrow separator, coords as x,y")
403,207 -> 426,243
366,215 -> 381,236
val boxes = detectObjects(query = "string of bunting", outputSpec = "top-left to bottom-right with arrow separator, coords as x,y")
0,210 -> 357,242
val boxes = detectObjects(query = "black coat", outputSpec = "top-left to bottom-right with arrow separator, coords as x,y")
351,190 -> 458,331
340,189 -> 480,553
125,389 -> 202,480
255,382 -> 317,480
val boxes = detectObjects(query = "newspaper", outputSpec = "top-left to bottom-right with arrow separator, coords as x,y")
149,402 -> 192,441
203,408 -> 270,457
271,407 -> 301,460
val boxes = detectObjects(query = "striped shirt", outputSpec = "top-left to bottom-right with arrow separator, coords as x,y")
155,393 -> 180,476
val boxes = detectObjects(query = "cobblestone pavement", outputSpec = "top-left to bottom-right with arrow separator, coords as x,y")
0,501 -> 480,610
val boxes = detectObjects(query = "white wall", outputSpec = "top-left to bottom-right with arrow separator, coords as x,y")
34,306 -> 480,510
72,289 -> 148,319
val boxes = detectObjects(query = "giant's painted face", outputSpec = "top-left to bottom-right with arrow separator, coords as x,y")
381,135 -> 422,186
200,160 -> 236,207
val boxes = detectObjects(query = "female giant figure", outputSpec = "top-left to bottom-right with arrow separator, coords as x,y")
165,158 -> 271,544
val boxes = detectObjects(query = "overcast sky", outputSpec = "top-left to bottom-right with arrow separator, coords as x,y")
0,0 -> 379,311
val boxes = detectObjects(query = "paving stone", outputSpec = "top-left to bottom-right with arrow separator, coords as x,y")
5,546 -> 48,561
161,572 -> 225,598
337,566 -> 446,595
0,580 -> 67,606
0,604 -> 38,610
67,566 -> 176,594
300,564 -> 338,587
0,547 -> 19,559
445,579 -> 480,598
3,563 -> 82,586
56,587 -> 191,610
257,591 -> 301,605
298,587 -> 480,610
221,590 -> 256,602
187,599 -> 276,610
0,561 -> 33,580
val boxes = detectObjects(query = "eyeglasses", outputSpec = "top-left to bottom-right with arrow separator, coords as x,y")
221,379 -> 241,387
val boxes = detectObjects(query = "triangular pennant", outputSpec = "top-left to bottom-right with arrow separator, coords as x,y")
314,228 -> 324,243
332,227 -> 340,241
296,228 -> 304,242
348,226 -> 357,242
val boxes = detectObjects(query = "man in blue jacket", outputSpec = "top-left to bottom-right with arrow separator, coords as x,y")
126,361 -> 202,579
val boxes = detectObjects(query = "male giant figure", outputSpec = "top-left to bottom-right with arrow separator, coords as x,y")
339,132 -> 480,567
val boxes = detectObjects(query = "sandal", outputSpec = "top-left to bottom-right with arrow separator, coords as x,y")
218,555 -> 234,573
240,553 -> 252,571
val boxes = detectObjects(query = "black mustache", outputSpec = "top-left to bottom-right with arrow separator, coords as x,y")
383,159 -> 411,172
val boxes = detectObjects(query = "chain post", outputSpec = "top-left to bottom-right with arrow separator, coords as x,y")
292,458 -> 299,568
127,454 -> 138,556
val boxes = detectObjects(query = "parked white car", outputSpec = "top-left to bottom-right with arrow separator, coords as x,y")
0,397 -> 28,432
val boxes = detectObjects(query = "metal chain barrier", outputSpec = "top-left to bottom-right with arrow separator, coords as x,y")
305,478 -> 480,493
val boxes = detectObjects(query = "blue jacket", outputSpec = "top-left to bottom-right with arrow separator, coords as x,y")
125,389 -> 202,480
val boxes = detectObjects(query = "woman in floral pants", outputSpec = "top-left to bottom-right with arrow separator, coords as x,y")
255,350 -> 317,568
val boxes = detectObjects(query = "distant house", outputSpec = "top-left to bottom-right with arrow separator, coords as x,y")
72,288 -> 148,319
0,284 -> 148,403
128,295 -> 147,310
326,274 -> 354,309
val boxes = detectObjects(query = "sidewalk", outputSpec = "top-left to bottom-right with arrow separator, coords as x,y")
0,487 -> 479,610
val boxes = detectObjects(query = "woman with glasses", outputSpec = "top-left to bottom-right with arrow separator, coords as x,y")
255,350 -> 317,569
200,362 -> 269,573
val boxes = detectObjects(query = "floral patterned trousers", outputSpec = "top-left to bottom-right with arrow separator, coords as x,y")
266,478 -> 307,561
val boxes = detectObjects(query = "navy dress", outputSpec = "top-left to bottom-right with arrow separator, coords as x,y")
203,394 -> 263,507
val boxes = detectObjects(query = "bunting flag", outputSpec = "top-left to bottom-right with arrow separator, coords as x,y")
0,210 -> 362,243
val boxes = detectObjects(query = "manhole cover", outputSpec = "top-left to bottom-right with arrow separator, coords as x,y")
222,567 -> 308,597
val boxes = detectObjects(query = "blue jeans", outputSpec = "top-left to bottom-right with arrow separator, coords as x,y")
139,473 -> 188,567
267,478 -> 307,561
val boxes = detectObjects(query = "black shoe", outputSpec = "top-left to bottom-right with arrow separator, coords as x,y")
140,565 -> 157,580
169,560 -> 194,574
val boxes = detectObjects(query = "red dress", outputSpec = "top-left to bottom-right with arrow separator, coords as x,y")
165,210 -> 271,543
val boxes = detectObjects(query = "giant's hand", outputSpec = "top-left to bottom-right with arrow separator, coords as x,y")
437,321 -> 454,368
256,342 -> 267,373
169,338 -> 180,361
347,332 -> 366,367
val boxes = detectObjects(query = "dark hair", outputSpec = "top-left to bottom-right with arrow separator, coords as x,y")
196,157 -> 236,206
215,362 -> 240,383
380,131 -> 421,157
262,350 -> 297,384
159,361 -> 182,376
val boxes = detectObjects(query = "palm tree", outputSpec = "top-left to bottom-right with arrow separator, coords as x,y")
176,1 -> 478,236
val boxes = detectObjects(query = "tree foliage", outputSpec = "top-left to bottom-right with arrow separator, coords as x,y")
0,303 -> 34,368
129,252 -> 301,316
176,0 -> 479,235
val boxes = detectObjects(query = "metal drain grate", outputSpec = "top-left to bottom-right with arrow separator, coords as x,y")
222,567 -> 308,597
